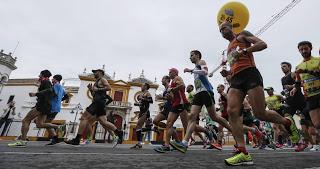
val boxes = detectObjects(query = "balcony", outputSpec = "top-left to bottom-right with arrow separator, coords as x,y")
0,51 -> 17,70
107,101 -> 132,109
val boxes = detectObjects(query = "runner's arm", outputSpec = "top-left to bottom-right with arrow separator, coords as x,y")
192,60 -> 208,75
239,30 -> 267,53
95,78 -> 111,92
36,81 -> 53,97
171,77 -> 185,93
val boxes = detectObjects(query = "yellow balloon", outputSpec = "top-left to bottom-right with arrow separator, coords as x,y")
217,1 -> 249,34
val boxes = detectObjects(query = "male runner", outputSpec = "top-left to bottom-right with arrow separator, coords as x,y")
218,22 -> 299,166
170,50 -> 231,153
291,41 -> 320,149
8,70 -> 59,147
46,74 -> 68,145
65,69 -> 123,146
130,83 -> 153,149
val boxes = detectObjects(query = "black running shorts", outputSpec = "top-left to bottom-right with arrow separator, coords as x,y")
36,103 -> 51,115
192,91 -> 215,107
86,100 -> 107,117
170,104 -> 187,114
46,112 -> 58,121
230,67 -> 263,94
306,93 -> 320,111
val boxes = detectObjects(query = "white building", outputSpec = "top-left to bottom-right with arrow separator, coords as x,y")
0,69 -> 185,143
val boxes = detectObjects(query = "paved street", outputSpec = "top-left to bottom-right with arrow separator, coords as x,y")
0,141 -> 319,169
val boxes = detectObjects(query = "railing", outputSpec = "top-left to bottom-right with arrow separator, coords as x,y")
22,101 -> 78,109
107,101 -> 132,108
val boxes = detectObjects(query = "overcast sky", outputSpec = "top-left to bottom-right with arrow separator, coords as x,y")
0,0 -> 319,94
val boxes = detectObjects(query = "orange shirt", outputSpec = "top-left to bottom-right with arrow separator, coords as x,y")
227,36 -> 256,76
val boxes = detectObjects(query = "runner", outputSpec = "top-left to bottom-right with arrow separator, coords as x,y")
218,22 -> 299,166
65,69 -> 123,146
8,70 -> 59,147
130,83 -> 153,149
170,50 -> 231,153
291,41 -> 320,150
46,74 -> 68,145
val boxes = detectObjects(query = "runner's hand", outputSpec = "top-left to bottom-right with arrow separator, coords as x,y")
87,83 -> 93,90
184,68 -> 192,73
220,69 -> 229,77
208,72 -> 213,77
290,87 -> 297,96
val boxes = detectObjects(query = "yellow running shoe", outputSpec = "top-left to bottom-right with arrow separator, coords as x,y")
8,140 -> 27,148
225,152 -> 253,166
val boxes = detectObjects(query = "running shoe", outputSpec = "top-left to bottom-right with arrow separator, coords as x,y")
295,143 -> 308,152
267,143 -> 277,150
8,140 -> 27,148
252,144 -> 258,149
65,138 -> 80,145
211,143 -> 223,151
310,145 -> 319,151
112,136 -> 119,148
130,143 -> 142,149
225,152 -> 253,166
259,144 -> 266,150
276,143 -> 284,149
169,140 -> 187,153
154,145 -> 170,153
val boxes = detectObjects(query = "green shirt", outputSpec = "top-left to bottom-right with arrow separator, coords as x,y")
187,91 -> 195,103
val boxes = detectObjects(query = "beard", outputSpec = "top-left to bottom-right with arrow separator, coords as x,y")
302,52 -> 311,58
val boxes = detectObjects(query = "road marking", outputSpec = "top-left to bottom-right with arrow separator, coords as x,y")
0,152 -> 163,156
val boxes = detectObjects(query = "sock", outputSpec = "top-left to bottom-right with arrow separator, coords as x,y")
237,146 -> 248,154
114,129 -> 120,136
53,135 -> 58,142
204,129 -> 212,141
136,130 -> 142,144
75,134 -> 82,141
182,140 -> 188,146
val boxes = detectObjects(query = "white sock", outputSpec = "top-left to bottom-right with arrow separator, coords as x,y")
182,140 -> 188,146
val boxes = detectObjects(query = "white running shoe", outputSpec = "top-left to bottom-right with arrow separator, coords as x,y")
112,136 -> 119,148
310,145 -> 319,151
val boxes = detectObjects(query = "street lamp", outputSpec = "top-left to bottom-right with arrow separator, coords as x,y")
71,103 -> 82,134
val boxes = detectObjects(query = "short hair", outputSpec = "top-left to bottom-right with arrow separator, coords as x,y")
191,50 -> 202,59
187,84 -> 194,89
144,83 -> 150,90
281,62 -> 292,69
40,70 -> 52,78
53,74 -> 62,82
218,84 -> 225,88
162,75 -> 170,81
298,41 -> 312,49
